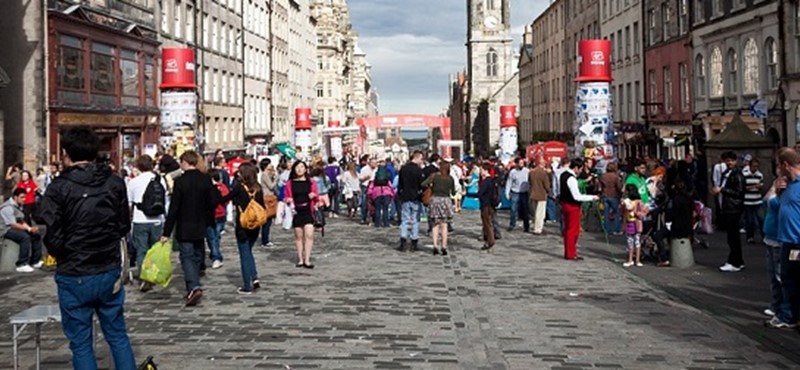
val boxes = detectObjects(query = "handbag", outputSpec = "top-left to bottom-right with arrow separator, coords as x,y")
263,193 -> 279,219
422,187 -> 433,206
282,206 -> 293,230
313,207 -> 326,228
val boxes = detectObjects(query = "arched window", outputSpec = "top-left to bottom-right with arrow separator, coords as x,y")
486,48 -> 498,77
487,0 -> 496,10
710,47 -> 723,97
743,39 -> 759,94
766,38 -> 779,89
727,48 -> 738,95
695,54 -> 706,97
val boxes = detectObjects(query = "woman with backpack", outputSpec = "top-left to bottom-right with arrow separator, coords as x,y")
422,159 -> 456,255
284,160 -> 320,268
221,163 -> 264,294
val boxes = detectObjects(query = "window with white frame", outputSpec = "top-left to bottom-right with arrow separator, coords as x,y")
186,5 -> 194,43
221,72 -> 227,104
664,66 -> 672,113
229,26 -> 235,57
649,69 -> 657,114
202,13 -> 209,48
680,63 -> 689,111
694,0 -> 704,24
743,39 -> 759,94
727,48 -> 737,95
635,81 -> 641,119
161,0 -> 170,34
211,18 -> 218,51
174,0 -> 182,38
486,48 -> 498,77
203,68 -> 210,101
236,31 -> 242,59
633,22 -> 639,55
710,48 -> 723,97
661,2 -> 670,41
695,54 -> 706,97
626,83 -> 632,120
679,0 -> 688,34
220,22 -> 227,55
212,69 -> 219,102
714,0 -> 723,16
625,26 -> 631,58
766,38 -> 779,89
316,83 -> 323,97
648,9 -> 656,46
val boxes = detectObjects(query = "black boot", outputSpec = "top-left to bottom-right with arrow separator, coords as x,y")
410,239 -> 419,252
397,238 -> 407,252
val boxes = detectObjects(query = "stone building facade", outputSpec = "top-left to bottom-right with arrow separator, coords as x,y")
782,0 -> 800,147
243,0 -> 272,145
271,0 -> 291,143
517,27 -> 534,144
564,0 -> 600,128
602,0 -> 645,158
530,0 -> 568,137
466,0 -> 516,155
311,0 -> 354,128
692,0 -> 781,142
288,0 -> 317,136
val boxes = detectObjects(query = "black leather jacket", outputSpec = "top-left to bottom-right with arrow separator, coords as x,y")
720,167 -> 745,214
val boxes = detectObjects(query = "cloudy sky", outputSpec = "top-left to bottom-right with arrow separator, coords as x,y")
349,0 -> 551,116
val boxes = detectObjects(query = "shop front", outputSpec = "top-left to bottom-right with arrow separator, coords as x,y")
50,112 -> 159,166
47,4 -> 160,167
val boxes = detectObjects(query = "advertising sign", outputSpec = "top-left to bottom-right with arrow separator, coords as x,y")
160,48 -> 196,89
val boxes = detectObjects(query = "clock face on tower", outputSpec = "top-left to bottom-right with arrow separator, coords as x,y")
483,16 -> 498,29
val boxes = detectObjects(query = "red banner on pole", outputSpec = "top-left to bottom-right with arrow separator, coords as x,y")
295,108 -> 312,130
500,105 -> 517,128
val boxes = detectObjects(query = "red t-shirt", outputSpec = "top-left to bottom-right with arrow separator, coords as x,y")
15,180 -> 38,205
214,182 -> 230,220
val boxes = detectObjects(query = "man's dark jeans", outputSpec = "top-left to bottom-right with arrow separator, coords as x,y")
778,244 -> 800,323
5,229 -> 42,267
56,268 -> 136,370
179,240 -> 204,293
722,213 -> 744,267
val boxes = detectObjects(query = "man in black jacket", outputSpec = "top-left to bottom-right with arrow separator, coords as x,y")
38,127 -> 136,369
161,151 -> 219,306
713,151 -> 746,272
397,151 -> 425,252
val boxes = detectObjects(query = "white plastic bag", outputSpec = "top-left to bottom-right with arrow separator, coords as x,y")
282,203 -> 293,230
276,201 -> 286,222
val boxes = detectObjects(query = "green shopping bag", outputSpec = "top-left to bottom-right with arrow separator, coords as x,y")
139,241 -> 172,288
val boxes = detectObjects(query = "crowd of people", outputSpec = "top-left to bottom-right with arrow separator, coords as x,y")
9,123 -> 800,369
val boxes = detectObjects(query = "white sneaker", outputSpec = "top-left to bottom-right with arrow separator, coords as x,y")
623,261 -> 634,267
636,262 -> 644,267
764,308 -> 776,317
211,260 -> 223,269
32,261 -> 44,269
739,228 -> 746,234
719,263 -> 743,272
16,265 -> 34,273
266,242 -> 275,248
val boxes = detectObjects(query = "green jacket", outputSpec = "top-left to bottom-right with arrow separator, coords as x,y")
624,173 -> 650,204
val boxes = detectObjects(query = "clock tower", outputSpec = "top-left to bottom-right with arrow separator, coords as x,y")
466,0 -> 513,155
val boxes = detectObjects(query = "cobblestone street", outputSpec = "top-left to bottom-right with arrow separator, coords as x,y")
0,210 -> 795,369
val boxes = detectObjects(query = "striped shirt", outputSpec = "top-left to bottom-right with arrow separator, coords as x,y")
743,169 -> 764,206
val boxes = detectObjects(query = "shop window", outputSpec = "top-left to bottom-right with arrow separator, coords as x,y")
57,35 -> 84,103
121,49 -> 139,106
91,42 -> 116,105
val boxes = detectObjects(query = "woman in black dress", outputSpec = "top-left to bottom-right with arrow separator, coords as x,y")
284,161 -> 320,268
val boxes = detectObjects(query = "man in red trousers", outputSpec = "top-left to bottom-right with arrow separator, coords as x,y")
559,158 -> 600,260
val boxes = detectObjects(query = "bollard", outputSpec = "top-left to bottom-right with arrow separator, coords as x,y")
670,238 -> 695,268
0,239 -> 21,272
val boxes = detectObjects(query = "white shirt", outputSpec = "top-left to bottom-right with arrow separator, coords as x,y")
565,169 -> 596,202
359,166 -> 374,186
505,167 -> 531,197
127,172 -> 168,223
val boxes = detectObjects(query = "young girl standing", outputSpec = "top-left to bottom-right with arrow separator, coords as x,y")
622,184 -> 648,267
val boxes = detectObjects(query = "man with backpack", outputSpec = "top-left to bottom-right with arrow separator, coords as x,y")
128,155 -> 168,292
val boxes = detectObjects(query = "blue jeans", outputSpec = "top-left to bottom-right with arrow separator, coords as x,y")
132,222 -> 163,271
237,237 -> 258,291
400,201 -> 422,240
744,205 -> 764,240
766,245 -> 783,315
509,192 -> 530,230
360,185 -> 369,223
205,220 -> 225,262
260,217 -> 274,245
602,197 -> 621,234
179,240 -> 204,293
374,196 -> 391,228
55,268 -> 136,370
388,197 -> 398,221
4,228 -> 42,267
546,197 -> 557,221
778,244 -> 800,323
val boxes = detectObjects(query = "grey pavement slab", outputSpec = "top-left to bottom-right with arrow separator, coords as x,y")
0,210 -> 794,369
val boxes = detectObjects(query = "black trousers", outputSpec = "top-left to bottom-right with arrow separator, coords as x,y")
721,213 -> 744,267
